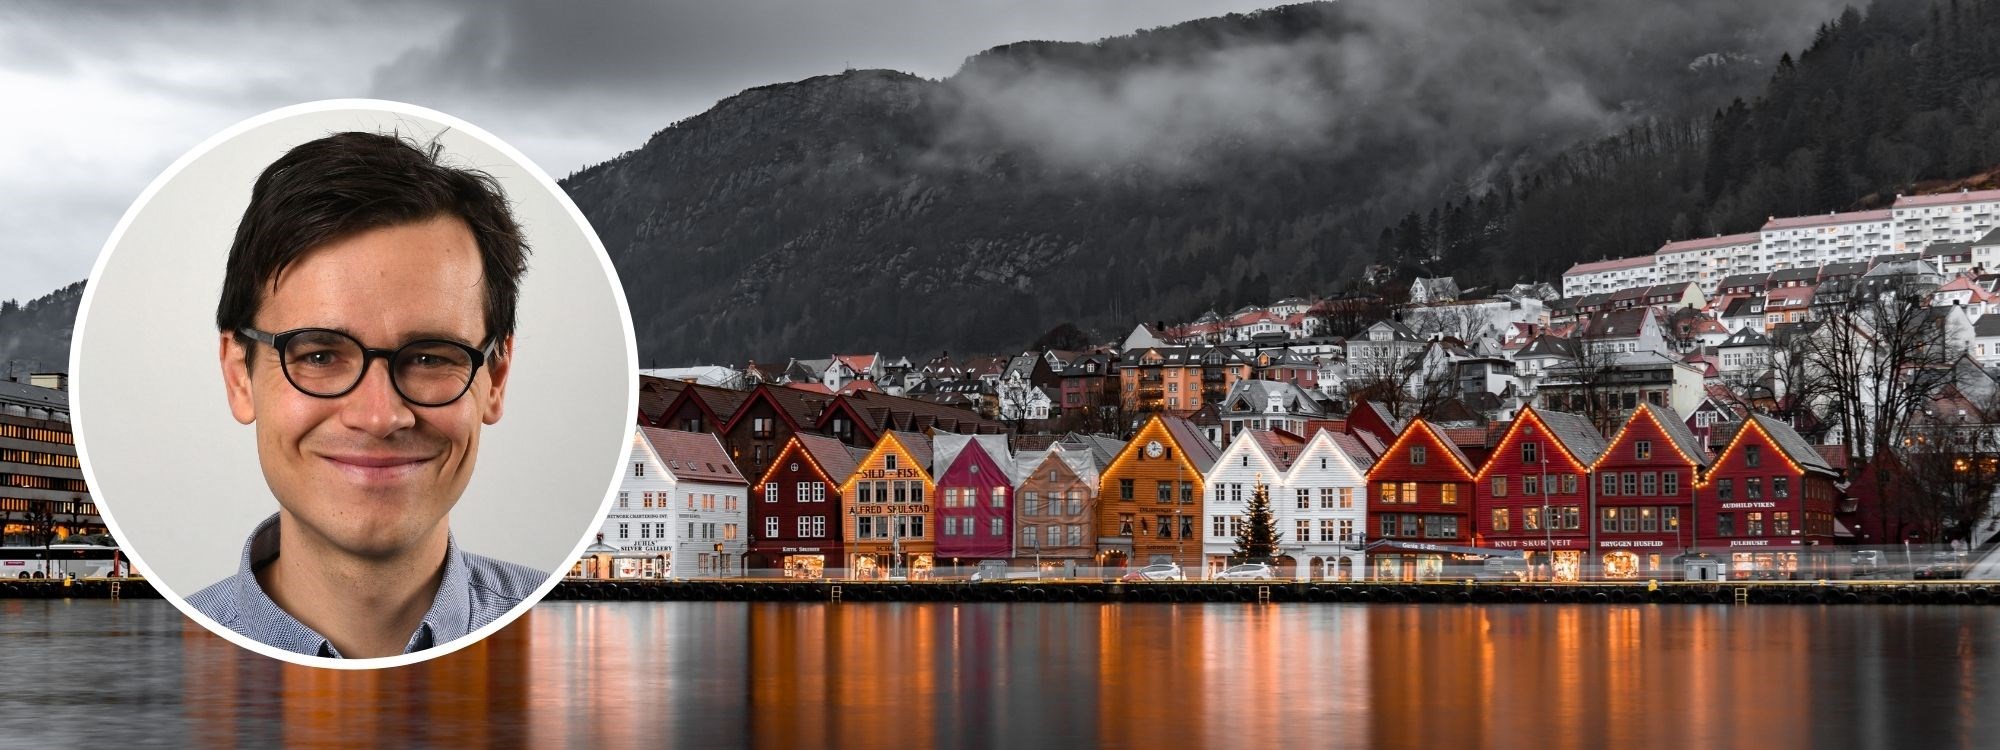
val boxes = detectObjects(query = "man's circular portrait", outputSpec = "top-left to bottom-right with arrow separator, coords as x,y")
70,101 -> 636,668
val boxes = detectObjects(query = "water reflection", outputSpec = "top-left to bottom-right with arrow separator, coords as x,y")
0,599 -> 1996,747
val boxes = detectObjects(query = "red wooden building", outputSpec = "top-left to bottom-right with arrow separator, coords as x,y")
1472,407 -> 1604,582
1698,414 -> 1840,579
1364,418 -> 1478,581
1589,403 -> 1710,579
748,434 -> 861,579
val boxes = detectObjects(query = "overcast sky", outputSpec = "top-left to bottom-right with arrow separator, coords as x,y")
0,0 -> 1280,303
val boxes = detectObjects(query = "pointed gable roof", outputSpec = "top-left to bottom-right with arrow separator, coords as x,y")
1743,413 -> 1834,475
1161,414 -> 1222,472
1371,418 -> 1477,479
881,430 -> 934,473
931,433 -> 1012,480
1325,431 -> 1377,472
1237,429 -> 1309,473
638,375 -> 690,425
637,427 -> 746,485
722,383 -> 832,433
793,433 -> 862,485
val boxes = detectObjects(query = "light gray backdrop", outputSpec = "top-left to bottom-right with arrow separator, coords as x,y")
72,104 -> 635,598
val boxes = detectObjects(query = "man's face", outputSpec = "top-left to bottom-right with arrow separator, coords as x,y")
220,215 -> 510,560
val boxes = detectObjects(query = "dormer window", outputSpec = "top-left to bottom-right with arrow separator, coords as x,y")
886,454 -> 899,471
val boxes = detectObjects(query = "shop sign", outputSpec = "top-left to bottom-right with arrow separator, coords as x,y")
781,547 -> 822,553
860,468 -> 923,479
854,504 -> 932,515
1488,538 -> 1579,549
1720,502 -> 1776,509
1598,540 -> 1666,548
622,541 -> 669,551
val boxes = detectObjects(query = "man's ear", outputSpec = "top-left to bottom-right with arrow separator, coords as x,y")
481,335 -> 512,425
220,332 -> 257,425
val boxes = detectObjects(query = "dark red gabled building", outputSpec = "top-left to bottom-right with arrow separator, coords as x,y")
1364,418 -> 1478,581
1590,403 -> 1710,580
747,434 -> 860,579
720,385 -> 835,480
812,390 -> 1010,449
1472,407 -> 1604,581
1699,414 -> 1840,579
651,381 -> 752,434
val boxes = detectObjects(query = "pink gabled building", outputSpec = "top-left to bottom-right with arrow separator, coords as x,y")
932,434 -> 1018,565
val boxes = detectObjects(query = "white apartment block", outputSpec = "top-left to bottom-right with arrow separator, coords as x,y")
1566,189 -> 2000,301
1562,255 -> 1656,298
1654,232 -> 1760,290
1893,189 -> 2000,249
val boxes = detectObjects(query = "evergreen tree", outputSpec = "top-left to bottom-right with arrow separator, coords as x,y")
1233,481 -> 1284,562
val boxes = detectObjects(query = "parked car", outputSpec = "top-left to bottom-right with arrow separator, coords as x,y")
1212,563 -> 1275,581
1915,551 -> 1965,580
1121,563 -> 1185,582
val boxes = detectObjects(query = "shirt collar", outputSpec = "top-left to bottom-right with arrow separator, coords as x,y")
229,512 -> 473,659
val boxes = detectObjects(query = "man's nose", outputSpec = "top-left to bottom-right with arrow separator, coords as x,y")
337,357 -> 417,437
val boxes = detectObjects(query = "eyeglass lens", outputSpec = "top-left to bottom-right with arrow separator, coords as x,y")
280,329 -> 478,405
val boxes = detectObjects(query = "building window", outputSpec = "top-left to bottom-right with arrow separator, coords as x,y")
1745,445 -> 1761,467
633,462 -> 645,477
1338,487 -> 1354,509
1522,442 -> 1538,463
1746,512 -> 1765,536
1717,479 -> 1733,500
1297,519 -> 1312,544
1406,484 -> 1422,503
1635,440 -> 1652,460
797,517 -> 811,537
1493,508 -> 1511,531
1181,481 -> 1194,504
1491,477 -> 1507,497
992,487 -> 1007,507
1774,512 -> 1792,535
618,522 -> 629,539
1524,506 -> 1542,531
1381,516 -> 1396,537
1121,479 -> 1134,500
1411,446 -> 1427,465
1641,473 -> 1657,495
1380,482 -> 1398,503
1622,473 -> 1638,495
1339,519 -> 1356,543
1746,478 -> 1763,500
1601,508 -> 1618,533
1662,507 -> 1679,530
858,516 -> 874,537
1213,515 -> 1226,537
617,491 -> 629,509
1773,477 -> 1789,497
1717,513 -> 1734,537
1523,475 -> 1540,496
765,517 -> 779,538
1120,514 -> 1134,535
1640,507 -> 1658,532
1601,472 -> 1617,496
992,518 -> 1005,536
1663,472 -> 1679,496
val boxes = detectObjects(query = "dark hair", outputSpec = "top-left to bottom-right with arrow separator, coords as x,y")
217,131 -> 529,356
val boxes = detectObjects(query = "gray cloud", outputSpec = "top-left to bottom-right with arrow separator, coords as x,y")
937,0 -> 1850,193
0,0 -> 1276,303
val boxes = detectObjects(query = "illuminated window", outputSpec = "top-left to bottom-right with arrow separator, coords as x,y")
1493,508 -> 1510,531
1491,477 -> 1507,497
1663,507 -> 1679,530
1339,487 -> 1354,508
1405,484 -> 1421,503
1380,482 -> 1397,503
1746,512 -> 1765,536
1635,440 -> 1652,460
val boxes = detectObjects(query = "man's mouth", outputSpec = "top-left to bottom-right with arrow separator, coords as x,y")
319,452 -> 437,483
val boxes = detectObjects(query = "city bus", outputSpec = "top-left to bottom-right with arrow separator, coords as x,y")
0,544 -> 127,579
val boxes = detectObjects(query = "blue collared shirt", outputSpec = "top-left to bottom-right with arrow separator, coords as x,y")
186,513 -> 547,658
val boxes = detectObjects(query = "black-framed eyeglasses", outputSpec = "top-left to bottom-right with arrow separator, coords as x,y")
239,327 -> 498,407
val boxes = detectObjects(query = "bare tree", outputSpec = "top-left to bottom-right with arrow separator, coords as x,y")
1886,415 -> 2000,544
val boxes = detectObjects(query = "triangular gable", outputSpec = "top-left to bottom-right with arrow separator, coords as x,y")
720,384 -> 822,434
1287,428 -> 1373,483
1596,403 -> 1711,469
1367,418 -> 1477,480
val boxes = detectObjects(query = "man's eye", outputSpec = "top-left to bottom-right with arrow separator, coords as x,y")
295,350 -> 343,367
412,354 -> 449,368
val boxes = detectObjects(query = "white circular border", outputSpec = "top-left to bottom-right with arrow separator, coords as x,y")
68,98 -> 639,670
